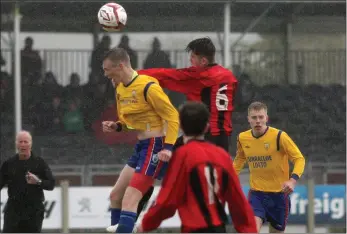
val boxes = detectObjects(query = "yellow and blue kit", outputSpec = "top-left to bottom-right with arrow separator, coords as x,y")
116,71 -> 179,179
233,126 -> 305,230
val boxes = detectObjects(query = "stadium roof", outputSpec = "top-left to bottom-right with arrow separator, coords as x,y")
1,1 -> 345,33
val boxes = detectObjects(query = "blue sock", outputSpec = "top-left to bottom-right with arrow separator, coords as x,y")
116,210 -> 137,233
111,208 -> 121,225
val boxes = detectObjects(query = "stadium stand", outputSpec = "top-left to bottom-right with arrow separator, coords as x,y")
1,65 -> 345,165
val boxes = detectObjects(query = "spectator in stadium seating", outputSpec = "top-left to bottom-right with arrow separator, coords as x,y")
43,96 -> 65,133
0,130 -> 55,233
63,100 -> 85,133
90,35 -> 111,79
143,37 -> 171,69
117,35 -> 138,69
21,37 -> 42,86
64,72 -> 83,101
42,71 -> 63,103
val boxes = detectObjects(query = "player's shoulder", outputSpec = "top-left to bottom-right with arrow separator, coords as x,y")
267,126 -> 288,136
182,140 -> 229,158
135,75 -> 162,93
238,129 -> 253,140
138,74 -> 160,84
210,64 -> 237,80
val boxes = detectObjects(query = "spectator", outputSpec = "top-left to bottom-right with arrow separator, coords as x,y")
90,35 -> 111,79
21,37 -> 42,85
64,73 -> 83,100
63,100 -> 84,133
44,96 -> 65,133
117,35 -> 138,69
42,71 -> 63,102
143,37 -> 171,69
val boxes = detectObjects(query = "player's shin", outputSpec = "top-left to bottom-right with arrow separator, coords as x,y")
116,187 -> 143,233
110,208 -> 121,225
116,210 -> 138,233
110,192 -> 123,225
136,186 -> 154,221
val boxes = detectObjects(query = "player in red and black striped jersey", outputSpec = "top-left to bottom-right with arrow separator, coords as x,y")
135,102 -> 257,233
138,37 -> 238,152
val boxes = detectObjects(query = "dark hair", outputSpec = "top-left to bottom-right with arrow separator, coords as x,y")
185,37 -> 216,63
179,101 -> 210,136
103,47 -> 130,64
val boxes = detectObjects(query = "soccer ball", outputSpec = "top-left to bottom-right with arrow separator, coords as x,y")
98,2 -> 127,32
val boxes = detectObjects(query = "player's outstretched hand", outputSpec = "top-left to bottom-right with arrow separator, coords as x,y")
102,121 -> 116,132
281,178 -> 296,194
158,149 -> 172,162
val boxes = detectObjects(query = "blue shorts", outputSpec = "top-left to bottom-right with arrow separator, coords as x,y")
248,190 -> 291,231
127,137 -> 168,180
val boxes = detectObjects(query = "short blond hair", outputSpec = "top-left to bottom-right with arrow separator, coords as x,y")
248,101 -> 268,114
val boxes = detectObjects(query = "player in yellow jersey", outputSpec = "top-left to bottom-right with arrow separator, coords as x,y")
101,48 -> 179,233
233,101 -> 305,233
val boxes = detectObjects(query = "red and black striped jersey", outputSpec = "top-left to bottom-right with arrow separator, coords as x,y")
141,140 -> 257,233
138,64 -> 238,136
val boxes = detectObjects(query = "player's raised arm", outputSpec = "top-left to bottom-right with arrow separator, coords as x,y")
140,153 -> 186,232
226,159 -> 257,233
233,136 -> 247,175
146,83 -> 179,150
138,67 -> 212,95
280,132 -> 306,180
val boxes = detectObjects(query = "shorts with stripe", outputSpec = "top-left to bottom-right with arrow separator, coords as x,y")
248,190 -> 291,231
127,137 -> 168,180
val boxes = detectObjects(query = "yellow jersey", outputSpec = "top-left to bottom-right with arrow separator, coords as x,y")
233,126 -> 305,192
116,71 -> 179,148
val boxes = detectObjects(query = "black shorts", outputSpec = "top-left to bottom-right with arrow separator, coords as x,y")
173,132 -> 230,152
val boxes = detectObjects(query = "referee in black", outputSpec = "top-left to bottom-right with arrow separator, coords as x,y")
0,130 -> 55,233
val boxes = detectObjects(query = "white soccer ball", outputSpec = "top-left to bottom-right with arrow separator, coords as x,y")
98,2 -> 127,32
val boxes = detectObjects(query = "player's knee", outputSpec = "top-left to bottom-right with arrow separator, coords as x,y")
121,186 -> 143,211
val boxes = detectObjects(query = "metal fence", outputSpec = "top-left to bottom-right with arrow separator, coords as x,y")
47,162 -> 345,186
1,49 -> 345,86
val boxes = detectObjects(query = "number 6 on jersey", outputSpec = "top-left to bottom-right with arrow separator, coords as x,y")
216,84 -> 229,111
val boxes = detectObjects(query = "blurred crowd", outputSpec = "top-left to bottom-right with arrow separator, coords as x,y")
0,35 -> 345,164
0,35 -> 173,136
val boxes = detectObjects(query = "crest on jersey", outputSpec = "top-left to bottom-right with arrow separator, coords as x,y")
152,154 -> 159,164
264,143 -> 270,150
132,90 -> 136,98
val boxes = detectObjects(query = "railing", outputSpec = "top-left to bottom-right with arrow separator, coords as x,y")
50,162 -> 346,186
1,49 -> 345,86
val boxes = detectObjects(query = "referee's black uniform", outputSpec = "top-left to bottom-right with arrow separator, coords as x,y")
0,152 -> 55,233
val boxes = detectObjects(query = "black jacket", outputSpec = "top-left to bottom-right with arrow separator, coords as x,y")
0,152 -> 55,205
